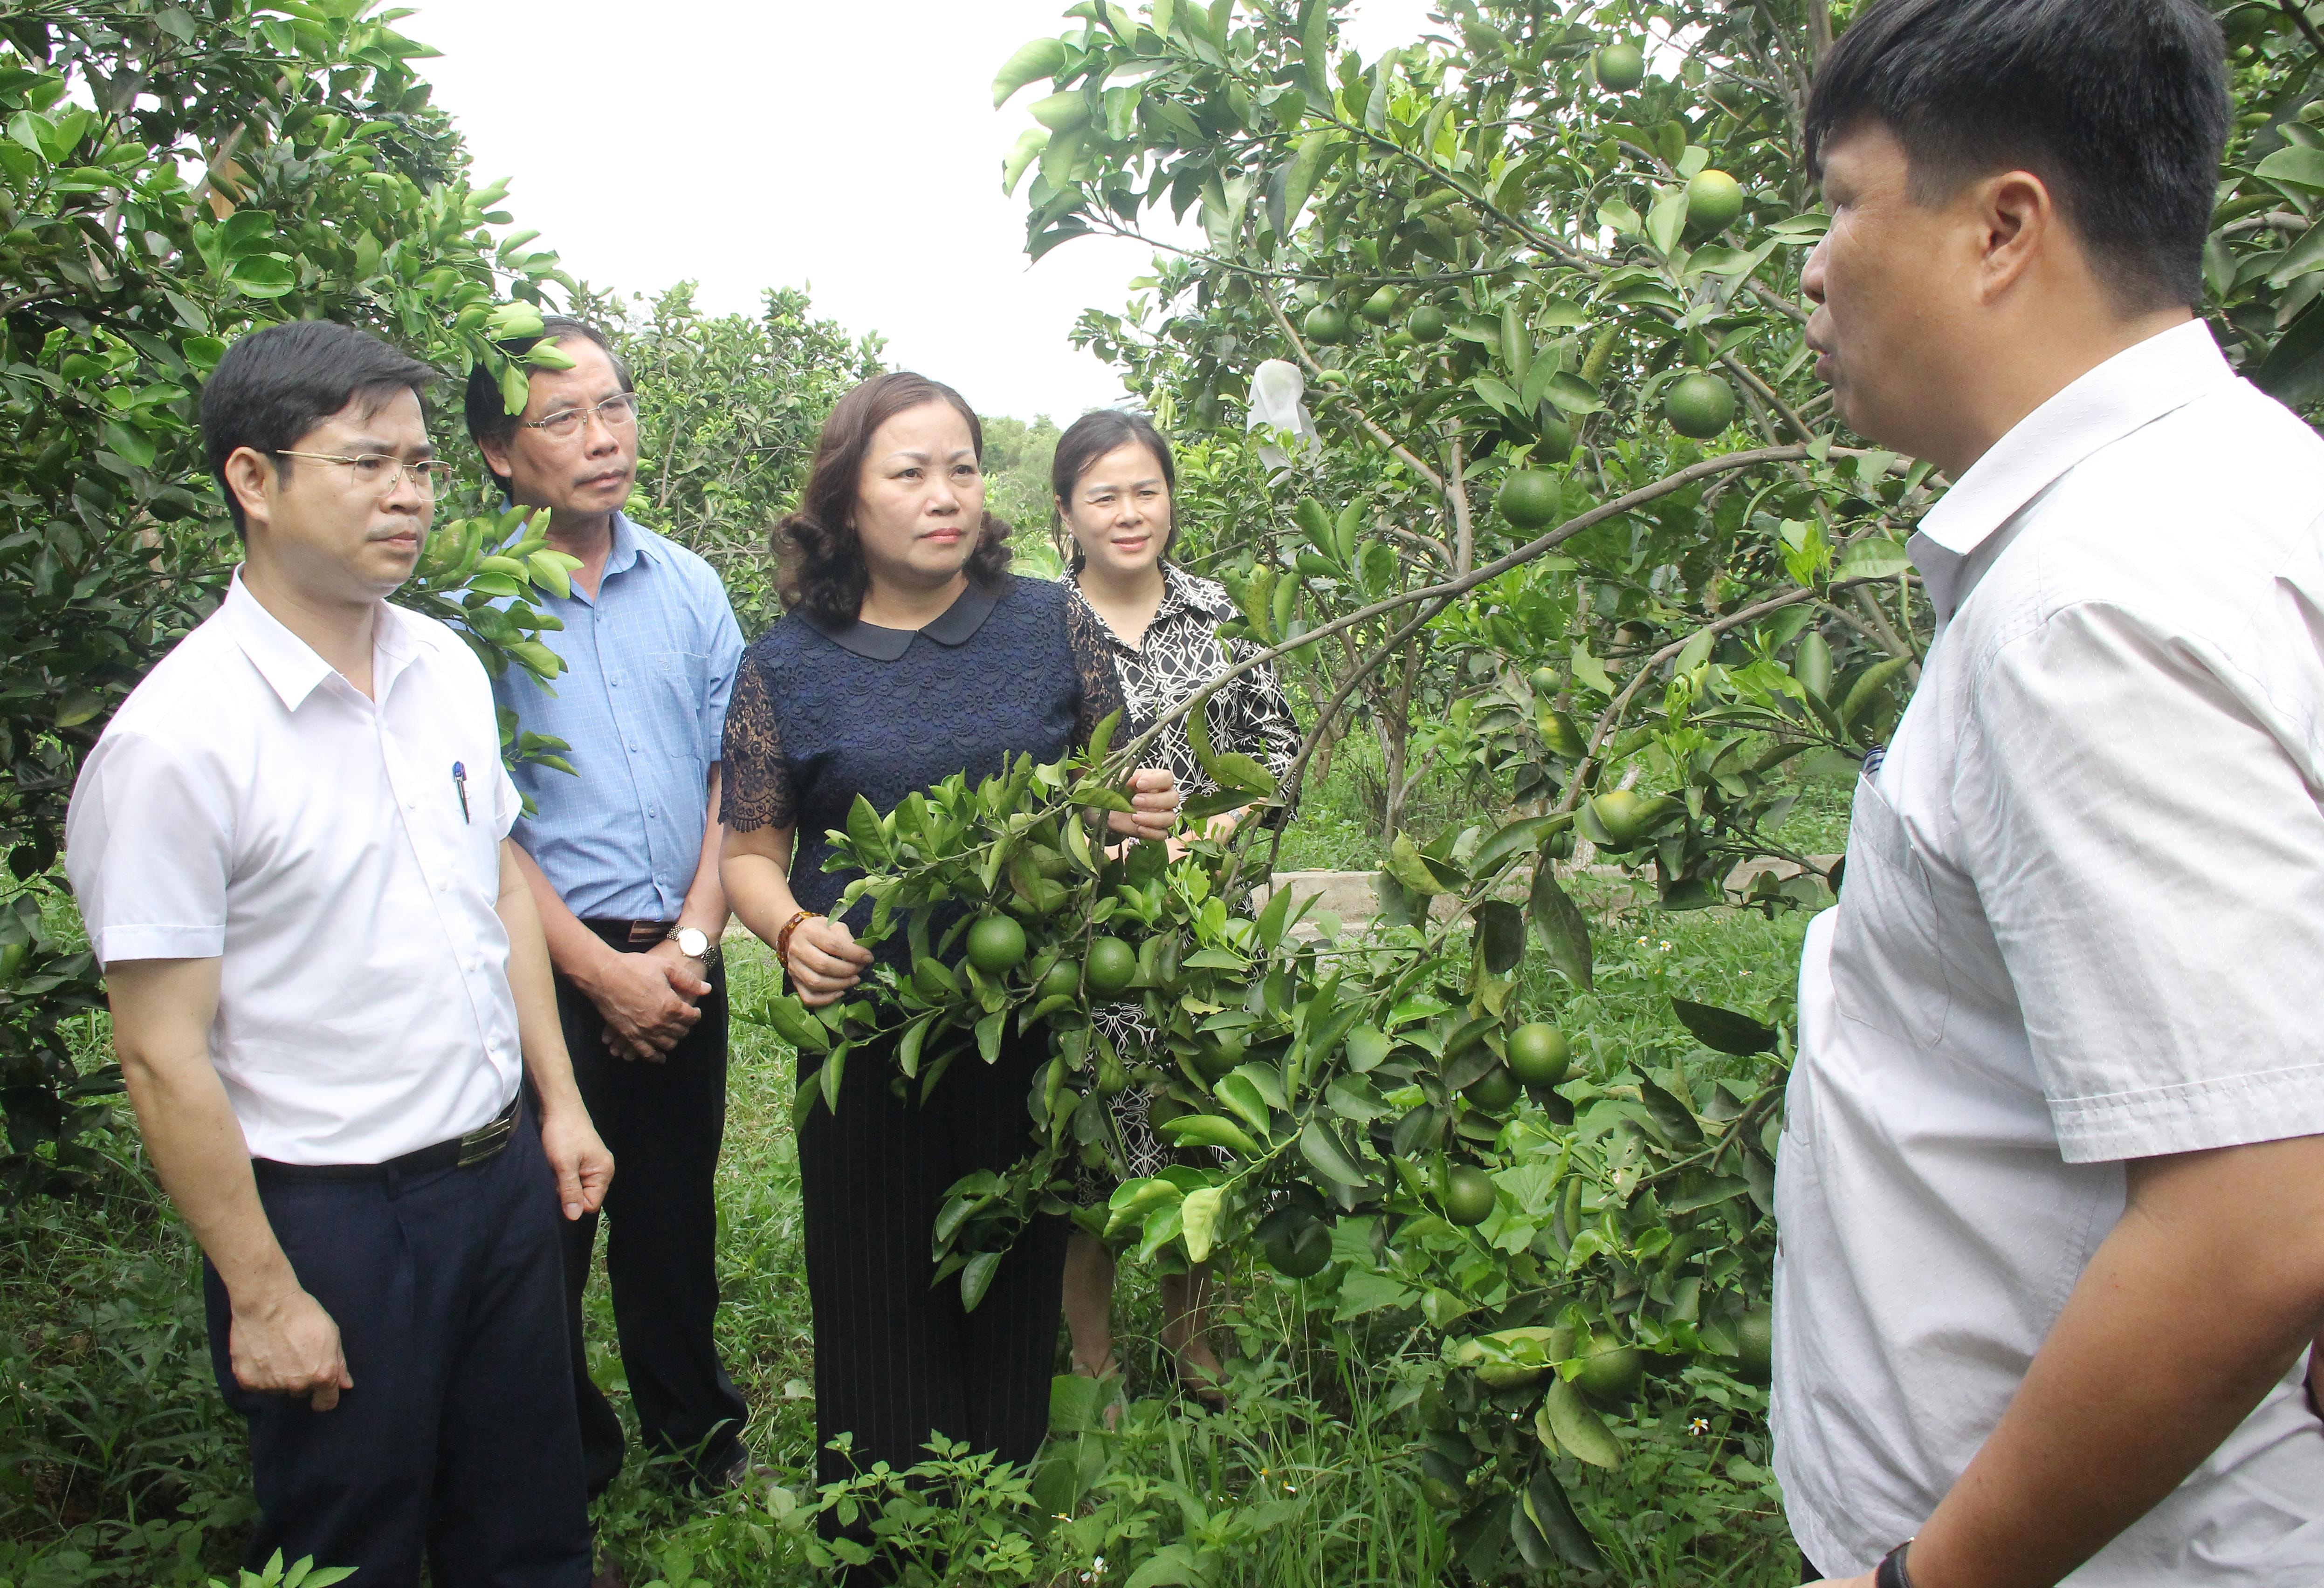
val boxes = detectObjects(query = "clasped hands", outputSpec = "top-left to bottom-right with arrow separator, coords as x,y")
584,937 -> 712,1063
787,767 -> 1182,1009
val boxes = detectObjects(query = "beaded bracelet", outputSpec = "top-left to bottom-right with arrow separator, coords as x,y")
774,910 -> 815,972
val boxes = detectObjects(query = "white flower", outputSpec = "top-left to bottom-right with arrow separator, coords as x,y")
1688,1417 -> 1711,1436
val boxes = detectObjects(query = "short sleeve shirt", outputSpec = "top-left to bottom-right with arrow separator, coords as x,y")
65,575 -> 524,1166
492,514 -> 744,921
1772,322 -> 2324,1581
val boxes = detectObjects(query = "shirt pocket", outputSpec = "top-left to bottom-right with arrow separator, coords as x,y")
1829,770 -> 1953,1047
645,650 -> 710,762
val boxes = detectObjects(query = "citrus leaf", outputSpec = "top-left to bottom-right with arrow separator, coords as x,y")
1299,1118 -> 1369,1186
1528,866 -> 1594,989
1670,998 -> 1776,1055
1180,1185 -> 1223,1262
992,36 -> 1067,107
1475,899 -> 1526,975
1537,1376 -> 1624,1469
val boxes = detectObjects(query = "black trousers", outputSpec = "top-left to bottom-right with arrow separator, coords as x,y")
554,924 -> 746,1496
797,1023 -> 1069,1498
203,1107 -> 589,1588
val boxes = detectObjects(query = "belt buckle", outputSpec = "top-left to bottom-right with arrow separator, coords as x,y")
455,1110 -> 516,1168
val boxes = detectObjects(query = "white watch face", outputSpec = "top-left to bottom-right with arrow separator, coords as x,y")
676,928 -> 708,958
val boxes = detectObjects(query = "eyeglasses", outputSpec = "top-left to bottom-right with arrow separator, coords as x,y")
521,392 -> 642,443
274,450 -> 456,496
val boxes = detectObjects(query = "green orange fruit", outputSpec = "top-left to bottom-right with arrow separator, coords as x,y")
1039,959 -> 1080,1001
1303,303 -> 1349,345
965,915 -> 1028,975
1362,285 -> 1401,324
1407,304 -> 1448,343
1595,41 -> 1646,92
1258,1208 -> 1334,1278
1664,372 -> 1738,439
1506,1023 -> 1571,1088
1684,168 -> 1747,237
1463,1064 -> 1522,1114
1589,788 -> 1675,850
1442,1165 -> 1497,1226
1085,936 -> 1138,994
1575,1336 -> 1647,1404
1496,469 -> 1561,531
1734,1305 -> 1774,1384
1536,416 -> 1575,464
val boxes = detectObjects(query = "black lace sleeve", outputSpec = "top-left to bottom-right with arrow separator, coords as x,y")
720,646 -> 796,833
1064,590 -> 1130,753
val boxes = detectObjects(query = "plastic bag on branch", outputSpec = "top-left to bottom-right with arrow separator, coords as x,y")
1245,358 -> 1322,481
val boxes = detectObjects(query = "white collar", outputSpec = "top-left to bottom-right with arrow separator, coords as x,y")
1917,319 -> 2233,561
219,571 -> 424,712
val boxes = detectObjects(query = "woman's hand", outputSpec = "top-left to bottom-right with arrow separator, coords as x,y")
1166,807 -> 1243,862
788,916 -> 873,1008
1109,767 -> 1181,843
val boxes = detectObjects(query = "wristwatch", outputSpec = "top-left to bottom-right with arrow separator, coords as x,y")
668,924 -> 723,973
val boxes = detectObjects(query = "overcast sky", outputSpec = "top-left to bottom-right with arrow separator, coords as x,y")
400,1 -> 1440,422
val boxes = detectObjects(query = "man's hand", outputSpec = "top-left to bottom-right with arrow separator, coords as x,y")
1108,767 -> 1181,843
538,1102 -> 613,1222
582,944 -> 708,1062
229,1285 -> 353,1411
787,916 -> 872,1009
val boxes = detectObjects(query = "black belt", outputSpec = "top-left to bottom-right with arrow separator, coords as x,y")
582,917 -> 677,950
252,1093 -> 522,1183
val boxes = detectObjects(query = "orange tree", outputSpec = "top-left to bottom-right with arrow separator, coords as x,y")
736,0 -> 2324,1577
0,0 -> 580,1198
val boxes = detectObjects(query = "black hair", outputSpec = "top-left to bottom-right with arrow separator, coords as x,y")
1051,409 -> 1178,570
1804,0 -> 2228,311
199,321 -> 436,538
776,372 -> 1012,627
461,316 -> 634,493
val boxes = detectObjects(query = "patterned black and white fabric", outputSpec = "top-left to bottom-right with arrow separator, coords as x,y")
1065,563 -> 1303,1193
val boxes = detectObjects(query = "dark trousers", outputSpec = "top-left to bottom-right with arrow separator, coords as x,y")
797,1024 -> 1069,1499
203,1108 -> 589,1588
554,924 -> 745,1496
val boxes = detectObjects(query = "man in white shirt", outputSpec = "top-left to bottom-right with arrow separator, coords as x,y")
1774,4 -> 2324,1586
65,321 -> 614,1587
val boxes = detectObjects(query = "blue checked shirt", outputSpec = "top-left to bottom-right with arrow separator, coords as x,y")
492,514 -> 745,921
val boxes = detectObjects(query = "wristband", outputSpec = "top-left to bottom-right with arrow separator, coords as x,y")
774,910 -> 815,970
1875,1541 -> 1915,1588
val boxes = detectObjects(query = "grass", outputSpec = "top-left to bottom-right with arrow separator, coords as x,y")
0,822 -> 1829,1587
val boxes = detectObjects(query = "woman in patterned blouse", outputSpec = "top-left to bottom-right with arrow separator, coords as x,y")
1052,410 -> 1302,1409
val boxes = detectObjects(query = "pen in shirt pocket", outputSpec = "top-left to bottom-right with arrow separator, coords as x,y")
451,761 -> 470,824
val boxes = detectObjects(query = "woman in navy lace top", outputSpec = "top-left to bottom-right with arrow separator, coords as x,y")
719,373 -> 1179,1541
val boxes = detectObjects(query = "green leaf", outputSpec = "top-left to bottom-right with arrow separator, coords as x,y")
1162,1113 -> 1263,1157
227,253 -> 296,298
1470,813 -> 1570,874
1206,750 -> 1279,800
993,37 -> 1068,107
960,1250 -> 1004,1311
1002,127 -> 1049,197
1545,372 -> 1607,416
1345,1022 -> 1390,1072
1214,1072 -> 1273,1136
845,794 -> 890,866
1254,879 -> 1295,948
1523,1468 -> 1607,1570
1528,866 -> 1594,990
1280,131 -> 1333,231
1180,1185 -> 1223,1262
1671,998 -> 1776,1055
1646,185 -> 1689,257
1298,1118 -> 1369,1186
1537,1376 -> 1624,1469
2258,144 -> 2324,192
1839,535 -> 1913,580
525,550 -> 573,599
1386,832 -> 1444,896
1839,652 -> 1913,733
1474,899 -> 1526,975
975,1010 -> 1004,1065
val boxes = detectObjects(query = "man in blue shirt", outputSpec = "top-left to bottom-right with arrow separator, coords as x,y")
465,320 -> 750,1517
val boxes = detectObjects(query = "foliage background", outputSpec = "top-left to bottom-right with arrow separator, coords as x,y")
7,0 -> 2324,1584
